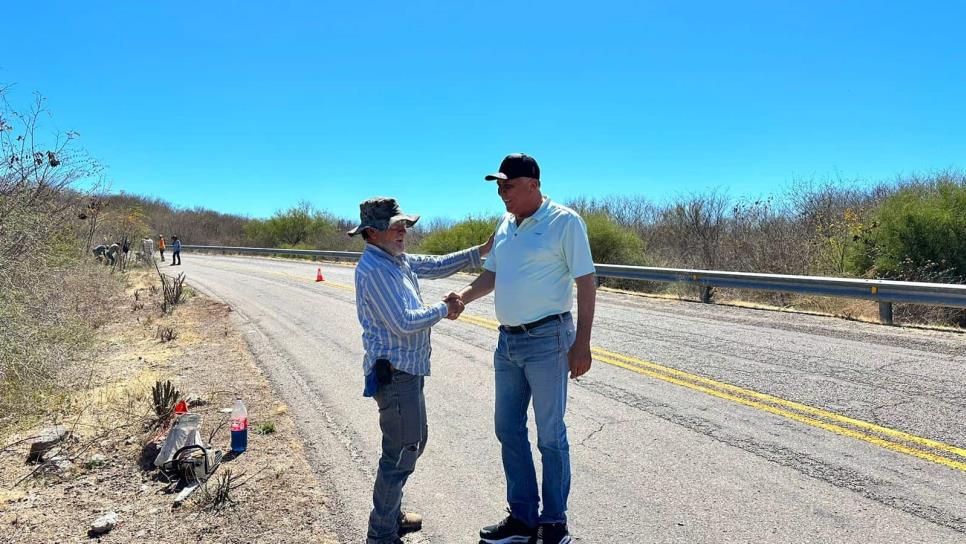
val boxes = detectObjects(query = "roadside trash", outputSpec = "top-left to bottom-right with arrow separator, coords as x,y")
166,443 -> 224,506
154,413 -> 203,468
174,399 -> 188,415
166,444 -> 221,484
153,412 -> 224,505
230,398 -> 248,453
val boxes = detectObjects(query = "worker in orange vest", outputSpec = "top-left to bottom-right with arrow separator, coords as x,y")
158,234 -> 166,262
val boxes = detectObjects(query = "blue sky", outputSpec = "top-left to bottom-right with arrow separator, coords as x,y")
3,1 -> 964,221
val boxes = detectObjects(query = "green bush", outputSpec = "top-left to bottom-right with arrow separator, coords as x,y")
244,201 -> 337,248
584,212 -> 646,266
418,216 -> 498,255
417,212 -> 646,271
855,181 -> 966,281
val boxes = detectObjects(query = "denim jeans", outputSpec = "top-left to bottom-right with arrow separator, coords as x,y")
494,314 -> 575,527
368,370 -> 428,544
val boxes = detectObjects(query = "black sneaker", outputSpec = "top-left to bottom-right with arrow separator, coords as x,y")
534,523 -> 571,544
479,512 -> 537,544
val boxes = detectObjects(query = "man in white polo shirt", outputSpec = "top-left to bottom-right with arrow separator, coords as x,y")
450,153 -> 597,544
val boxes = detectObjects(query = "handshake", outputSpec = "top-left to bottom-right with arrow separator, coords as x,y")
443,292 -> 465,320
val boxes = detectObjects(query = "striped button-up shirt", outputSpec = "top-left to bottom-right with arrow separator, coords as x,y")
355,243 -> 482,378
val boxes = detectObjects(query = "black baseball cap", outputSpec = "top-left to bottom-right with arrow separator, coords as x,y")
484,153 -> 540,181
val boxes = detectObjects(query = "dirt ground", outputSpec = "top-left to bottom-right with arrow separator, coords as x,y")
0,268 -> 339,543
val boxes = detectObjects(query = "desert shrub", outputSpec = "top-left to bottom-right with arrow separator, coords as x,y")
418,216 -> 498,255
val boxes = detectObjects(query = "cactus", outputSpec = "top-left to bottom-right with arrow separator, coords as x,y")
151,380 -> 181,421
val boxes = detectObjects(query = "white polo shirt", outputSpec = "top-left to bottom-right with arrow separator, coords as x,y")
484,198 -> 596,326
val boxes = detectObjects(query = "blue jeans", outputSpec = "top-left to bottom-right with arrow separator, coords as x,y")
368,370 -> 428,544
494,314 -> 575,527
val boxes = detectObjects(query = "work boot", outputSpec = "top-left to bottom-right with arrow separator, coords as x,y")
398,511 -> 422,535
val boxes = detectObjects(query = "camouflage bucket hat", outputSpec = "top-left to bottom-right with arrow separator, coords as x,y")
346,197 -> 420,236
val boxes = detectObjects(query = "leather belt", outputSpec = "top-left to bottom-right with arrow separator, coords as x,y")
499,312 -> 570,334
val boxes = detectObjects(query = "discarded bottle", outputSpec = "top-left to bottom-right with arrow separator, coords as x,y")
230,397 -> 248,453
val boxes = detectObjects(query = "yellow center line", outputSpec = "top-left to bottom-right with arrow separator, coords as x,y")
456,314 -> 966,471
592,347 -> 966,460
196,259 -> 966,471
592,351 -> 966,472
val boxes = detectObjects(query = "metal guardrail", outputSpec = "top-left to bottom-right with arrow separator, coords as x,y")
183,245 -> 363,261
183,244 -> 966,325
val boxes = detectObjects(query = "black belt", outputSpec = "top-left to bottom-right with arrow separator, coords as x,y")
499,312 -> 570,334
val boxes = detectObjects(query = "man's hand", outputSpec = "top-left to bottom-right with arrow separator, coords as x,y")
567,341 -> 592,379
444,294 -> 464,320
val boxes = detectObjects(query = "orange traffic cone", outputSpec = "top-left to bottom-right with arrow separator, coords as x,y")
315,267 -> 325,282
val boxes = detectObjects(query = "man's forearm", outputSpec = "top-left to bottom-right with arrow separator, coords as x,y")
459,270 -> 496,305
574,273 -> 597,345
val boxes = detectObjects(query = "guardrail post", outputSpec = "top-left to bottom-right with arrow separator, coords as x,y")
878,301 -> 894,325
700,286 -> 714,304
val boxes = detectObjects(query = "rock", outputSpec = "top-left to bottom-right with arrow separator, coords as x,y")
186,394 -> 207,407
49,457 -> 73,471
135,530 -> 147,538
41,447 -> 62,462
90,453 -> 106,464
27,426 -> 69,463
89,511 -> 118,536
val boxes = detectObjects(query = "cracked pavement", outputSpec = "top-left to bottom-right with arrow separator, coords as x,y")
182,254 -> 965,543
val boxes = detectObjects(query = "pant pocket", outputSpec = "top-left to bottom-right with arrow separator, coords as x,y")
394,374 -> 425,457
396,442 -> 421,471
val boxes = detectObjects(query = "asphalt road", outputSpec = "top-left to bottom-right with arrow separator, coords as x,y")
177,253 -> 966,543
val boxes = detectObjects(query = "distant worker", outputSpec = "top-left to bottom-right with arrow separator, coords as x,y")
171,236 -> 182,266
158,234 -> 166,262
105,243 -> 120,266
92,244 -> 107,263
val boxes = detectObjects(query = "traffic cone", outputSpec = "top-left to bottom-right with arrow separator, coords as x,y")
315,267 -> 325,282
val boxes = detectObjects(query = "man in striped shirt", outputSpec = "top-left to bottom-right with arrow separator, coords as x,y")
349,196 -> 492,544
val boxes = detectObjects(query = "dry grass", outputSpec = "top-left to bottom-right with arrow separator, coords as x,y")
0,257 -> 124,438
0,268 -> 338,543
